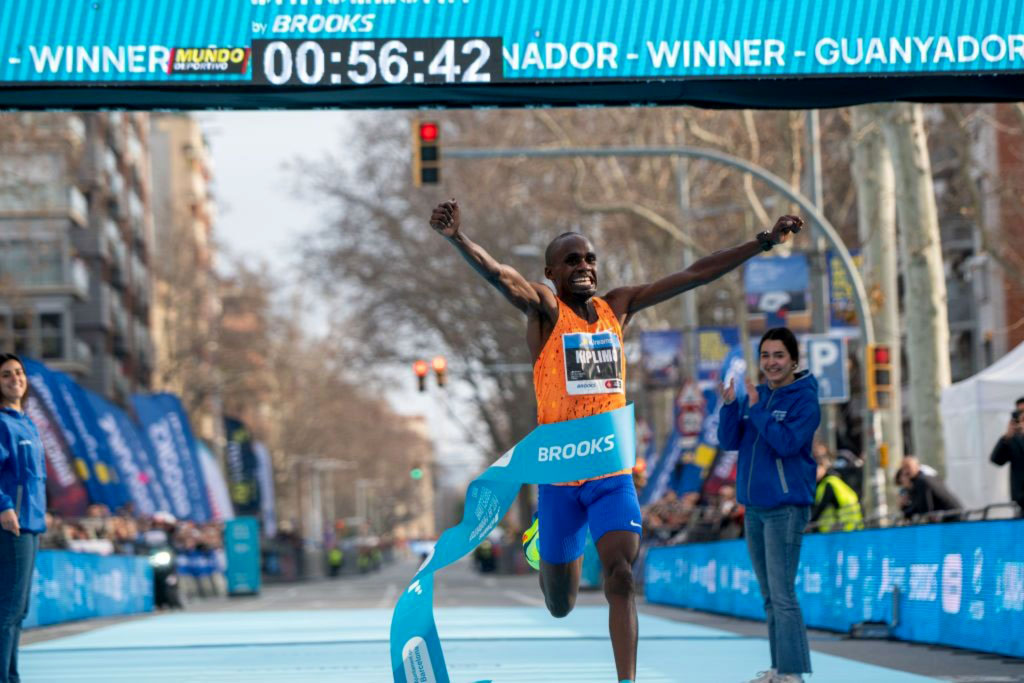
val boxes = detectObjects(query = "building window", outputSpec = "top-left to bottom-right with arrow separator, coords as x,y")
0,239 -> 62,288
40,312 -> 64,359
0,310 -> 67,360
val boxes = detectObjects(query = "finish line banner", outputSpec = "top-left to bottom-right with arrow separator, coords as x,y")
0,0 -> 1023,109
390,404 -> 636,683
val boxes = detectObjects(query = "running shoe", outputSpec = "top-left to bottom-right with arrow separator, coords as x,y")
521,513 -> 540,571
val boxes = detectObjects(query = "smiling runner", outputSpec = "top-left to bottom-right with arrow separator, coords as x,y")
428,199 -> 802,683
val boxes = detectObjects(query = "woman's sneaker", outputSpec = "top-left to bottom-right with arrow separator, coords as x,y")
746,670 -> 776,683
521,514 -> 540,571
774,676 -> 803,683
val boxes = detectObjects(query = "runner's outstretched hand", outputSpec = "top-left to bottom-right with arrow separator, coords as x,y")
430,199 -> 461,238
768,215 -> 803,245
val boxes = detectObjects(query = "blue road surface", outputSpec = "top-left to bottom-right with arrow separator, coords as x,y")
23,606 -> 942,682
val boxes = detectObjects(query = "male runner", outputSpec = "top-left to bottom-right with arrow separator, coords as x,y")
429,199 -> 801,683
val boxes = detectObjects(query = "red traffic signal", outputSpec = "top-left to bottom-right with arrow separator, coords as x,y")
872,346 -> 891,364
413,359 -> 429,392
412,119 -> 441,187
432,355 -> 448,387
419,122 -> 439,142
866,344 -> 894,410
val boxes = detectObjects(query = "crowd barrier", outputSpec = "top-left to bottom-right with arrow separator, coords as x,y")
645,518 -> 1024,659
24,551 -> 153,628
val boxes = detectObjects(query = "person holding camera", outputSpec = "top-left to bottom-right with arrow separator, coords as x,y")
990,397 -> 1024,516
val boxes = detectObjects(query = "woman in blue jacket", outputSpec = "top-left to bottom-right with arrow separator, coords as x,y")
718,328 -> 820,683
0,353 -> 46,683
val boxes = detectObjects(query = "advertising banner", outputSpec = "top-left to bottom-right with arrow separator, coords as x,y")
1,1 -> 1023,109
23,394 -> 88,518
23,359 -> 128,511
225,516 -> 261,596
197,441 -> 234,523
86,391 -> 165,517
744,253 -> 810,331
24,551 -> 152,628
224,417 -> 261,518
645,519 -> 1024,659
253,441 -> 276,539
132,393 -> 211,522
640,330 -> 683,388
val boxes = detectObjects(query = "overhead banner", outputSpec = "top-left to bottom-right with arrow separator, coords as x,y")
23,358 -> 129,511
224,417 -> 262,518
23,395 -> 89,518
0,1 -> 1022,108
132,393 -> 212,522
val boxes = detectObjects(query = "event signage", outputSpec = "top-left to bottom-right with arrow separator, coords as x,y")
23,395 -> 89,517
23,359 -> 129,511
24,551 -> 152,628
86,392 -> 164,517
0,1 -> 1022,107
391,404 -> 636,682
805,334 -> 850,403
645,519 -> 1024,659
224,416 -> 262,517
132,393 -> 212,522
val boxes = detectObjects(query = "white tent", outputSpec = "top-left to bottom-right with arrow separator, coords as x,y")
940,341 -> 1024,511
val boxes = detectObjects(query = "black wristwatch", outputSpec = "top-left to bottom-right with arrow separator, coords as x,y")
756,230 -> 774,252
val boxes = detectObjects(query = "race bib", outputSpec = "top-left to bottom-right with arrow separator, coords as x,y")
562,331 -> 624,395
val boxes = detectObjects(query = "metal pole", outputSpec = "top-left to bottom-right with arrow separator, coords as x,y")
675,155 -> 700,379
806,111 -> 838,453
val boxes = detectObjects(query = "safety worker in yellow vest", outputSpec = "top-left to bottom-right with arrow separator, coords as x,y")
810,452 -> 863,532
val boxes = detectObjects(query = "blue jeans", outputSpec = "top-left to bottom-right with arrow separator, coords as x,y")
0,531 -> 38,683
745,505 -> 812,675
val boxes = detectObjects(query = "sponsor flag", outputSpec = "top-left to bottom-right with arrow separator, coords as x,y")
23,359 -> 128,510
224,417 -> 261,517
24,395 -> 89,517
132,393 -> 212,522
253,441 -> 276,538
197,441 -> 234,523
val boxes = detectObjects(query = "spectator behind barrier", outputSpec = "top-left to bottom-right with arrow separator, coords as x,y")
989,396 -> 1024,517
897,456 -> 963,522
810,449 -> 863,532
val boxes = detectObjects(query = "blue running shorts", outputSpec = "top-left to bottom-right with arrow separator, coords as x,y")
536,474 -> 642,565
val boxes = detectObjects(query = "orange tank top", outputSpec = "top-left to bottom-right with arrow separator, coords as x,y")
533,296 -> 631,485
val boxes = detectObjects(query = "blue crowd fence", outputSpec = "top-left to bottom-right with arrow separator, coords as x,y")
645,518 -> 1024,659
25,551 -> 153,628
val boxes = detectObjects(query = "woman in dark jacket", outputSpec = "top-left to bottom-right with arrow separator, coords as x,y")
0,353 -> 46,683
718,328 -> 820,683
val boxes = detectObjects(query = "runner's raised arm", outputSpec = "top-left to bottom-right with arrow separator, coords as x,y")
430,199 -> 553,315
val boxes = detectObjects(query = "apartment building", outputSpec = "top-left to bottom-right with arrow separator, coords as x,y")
0,113 -> 154,403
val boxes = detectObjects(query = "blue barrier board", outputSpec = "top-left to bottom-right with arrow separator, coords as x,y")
24,550 -> 152,628
646,519 -> 1024,659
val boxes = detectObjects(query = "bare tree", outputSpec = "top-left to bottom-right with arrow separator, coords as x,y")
880,103 -> 951,476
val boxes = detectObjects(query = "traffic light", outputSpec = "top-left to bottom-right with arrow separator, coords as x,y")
432,355 -> 448,388
409,465 -> 424,481
412,119 -> 441,187
413,359 -> 429,392
866,343 -> 893,410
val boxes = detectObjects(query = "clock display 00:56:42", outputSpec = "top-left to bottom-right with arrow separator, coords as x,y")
253,38 -> 502,86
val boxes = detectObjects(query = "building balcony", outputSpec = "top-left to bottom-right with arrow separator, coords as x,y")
0,184 -> 89,227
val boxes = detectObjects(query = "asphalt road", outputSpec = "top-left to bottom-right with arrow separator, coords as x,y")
23,555 -> 1024,682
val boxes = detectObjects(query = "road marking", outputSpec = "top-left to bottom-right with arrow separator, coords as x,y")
502,589 -> 545,607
